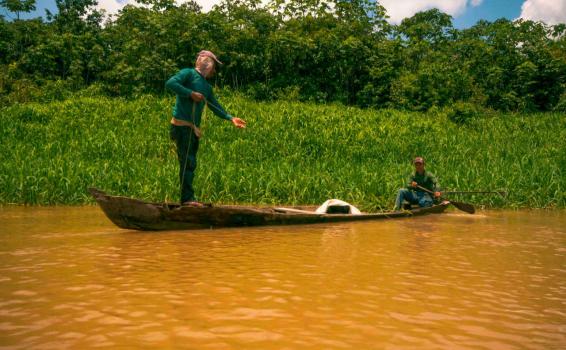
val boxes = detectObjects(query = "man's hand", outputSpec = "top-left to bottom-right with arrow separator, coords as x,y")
190,91 -> 204,102
434,191 -> 441,198
231,117 -> 246,129
411,181 -> 417,188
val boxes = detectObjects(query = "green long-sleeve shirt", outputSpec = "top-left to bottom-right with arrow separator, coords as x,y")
407,171 -> 439,193
165,68 -> 232,126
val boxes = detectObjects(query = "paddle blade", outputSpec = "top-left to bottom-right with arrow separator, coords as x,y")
451,201 -> 475,214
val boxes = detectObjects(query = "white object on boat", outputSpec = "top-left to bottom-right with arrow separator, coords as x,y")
315,199 -> 362,215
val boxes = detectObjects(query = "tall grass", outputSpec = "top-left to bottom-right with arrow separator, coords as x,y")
1,93 -> 564,210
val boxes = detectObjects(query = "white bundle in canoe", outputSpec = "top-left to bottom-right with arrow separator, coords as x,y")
315,199 -> 362,215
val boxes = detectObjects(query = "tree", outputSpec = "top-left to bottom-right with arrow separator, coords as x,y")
398,8 -> 453,45
1,0 -> 35,20
46,0 -> 103,34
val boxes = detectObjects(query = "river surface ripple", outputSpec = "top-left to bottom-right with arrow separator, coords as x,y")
0,206 -> 565,349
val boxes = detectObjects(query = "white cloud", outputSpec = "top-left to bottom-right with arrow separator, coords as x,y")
194,0 -> 220,12
379,0 -> 483,24
95,0 -> 222,16
94,0 -> 493,24
96,0 -> 128,16
519,0 -> 566,25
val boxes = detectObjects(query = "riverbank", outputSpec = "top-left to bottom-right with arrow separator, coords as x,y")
1,94 -> 564,209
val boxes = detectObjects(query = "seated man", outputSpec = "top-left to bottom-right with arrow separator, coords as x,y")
394,157 -> 442,211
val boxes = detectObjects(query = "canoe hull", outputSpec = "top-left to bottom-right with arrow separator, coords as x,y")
89,188 -> 450,231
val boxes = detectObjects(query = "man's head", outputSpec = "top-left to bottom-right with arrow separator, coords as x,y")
195,50 -> 222,78
414,157 -> 425,173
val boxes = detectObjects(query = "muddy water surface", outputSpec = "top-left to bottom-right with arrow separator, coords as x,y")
0,206 -> 565,349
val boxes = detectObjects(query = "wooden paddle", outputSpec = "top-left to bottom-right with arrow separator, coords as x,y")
416,185 -> 475,214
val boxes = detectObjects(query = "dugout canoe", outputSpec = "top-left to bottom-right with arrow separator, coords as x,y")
89,188 -> 451,231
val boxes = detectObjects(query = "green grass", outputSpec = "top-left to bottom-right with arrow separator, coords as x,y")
1,93 -> 564,210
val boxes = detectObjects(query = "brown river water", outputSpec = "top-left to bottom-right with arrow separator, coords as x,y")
0,206 -> 565,349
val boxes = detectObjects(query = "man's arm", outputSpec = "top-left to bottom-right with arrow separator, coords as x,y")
206,92 -> 232,121
430,174 -> 441,198
165,69 -> 193,97
429,174 -> 439,191
206,93 -> 246,128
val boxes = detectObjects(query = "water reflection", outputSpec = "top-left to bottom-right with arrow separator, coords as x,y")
0,207 -> 565,349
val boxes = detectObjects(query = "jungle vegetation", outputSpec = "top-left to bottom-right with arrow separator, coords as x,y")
2,0 -> 566,112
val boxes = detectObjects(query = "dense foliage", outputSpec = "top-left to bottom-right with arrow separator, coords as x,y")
1,93 -> 564,208
2,0 -> 566,111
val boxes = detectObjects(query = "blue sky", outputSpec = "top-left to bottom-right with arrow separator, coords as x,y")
453,0 -> 524,28
2,0 -> 565,28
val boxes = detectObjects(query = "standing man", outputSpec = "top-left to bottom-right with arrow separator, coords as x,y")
166,50 -> 246,206
394,157 -> 441,211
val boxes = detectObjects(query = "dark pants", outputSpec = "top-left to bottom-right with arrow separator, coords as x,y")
394,189 -> 434,211
170,124 -> 199,203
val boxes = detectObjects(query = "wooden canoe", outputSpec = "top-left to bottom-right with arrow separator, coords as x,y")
89,188 -> 451,231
